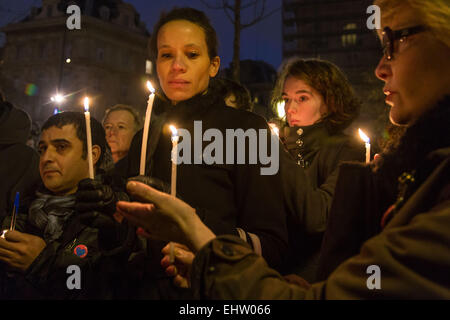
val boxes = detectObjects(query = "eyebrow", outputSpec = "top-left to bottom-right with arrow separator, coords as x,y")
282,90 -> 313,96
38,139 -> 71,146
159,43 -> 201,49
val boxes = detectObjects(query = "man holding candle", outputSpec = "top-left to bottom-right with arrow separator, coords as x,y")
0,112 -> 133,299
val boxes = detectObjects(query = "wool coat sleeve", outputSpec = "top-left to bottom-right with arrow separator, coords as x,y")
230,115 -> 288,270
191,195 -> 450,299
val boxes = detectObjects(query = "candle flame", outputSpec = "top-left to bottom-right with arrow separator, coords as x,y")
146,81 -> 155,94
358,129 -> 370,143
169,125 -> 178,137
84,97 -> 90,112
268,123 -> 279,136
276,100 -> 286,119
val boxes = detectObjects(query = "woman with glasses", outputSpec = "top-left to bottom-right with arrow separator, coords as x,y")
117,0 -> 450,298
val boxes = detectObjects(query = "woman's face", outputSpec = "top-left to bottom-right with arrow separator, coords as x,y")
375,6 -> 450,126
104,110 -> 136,162
156,20 -> 220,104
282,76 -> 327,127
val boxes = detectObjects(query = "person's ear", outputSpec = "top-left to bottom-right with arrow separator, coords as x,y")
209,56 -> 220,77
92,145 -> 101,166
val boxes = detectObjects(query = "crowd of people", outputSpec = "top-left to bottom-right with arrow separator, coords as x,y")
0,0 -> 448,300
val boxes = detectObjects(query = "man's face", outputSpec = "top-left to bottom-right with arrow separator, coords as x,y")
38,124 -> 90,195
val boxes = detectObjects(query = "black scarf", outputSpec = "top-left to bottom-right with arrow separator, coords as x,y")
27,191 -> 76,243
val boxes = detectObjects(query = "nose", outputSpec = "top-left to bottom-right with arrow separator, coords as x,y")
40,147 -> 55,167
171,53 -> 187,72
106,126 -> 117,137
375,55 -> 392,81
285,100 -> 297,115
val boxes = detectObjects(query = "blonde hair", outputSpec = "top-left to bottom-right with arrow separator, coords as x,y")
374,0 -> 450,48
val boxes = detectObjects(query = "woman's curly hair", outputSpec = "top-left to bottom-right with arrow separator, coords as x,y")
272,58 -> 361,133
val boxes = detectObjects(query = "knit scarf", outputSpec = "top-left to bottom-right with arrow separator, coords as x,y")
27,191 -> 76,243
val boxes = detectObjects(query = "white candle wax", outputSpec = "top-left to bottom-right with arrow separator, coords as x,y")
140,82 -> 155,175
358,129 -> 371,164
171,135 -> 179,197
169,125 -> 179,264
84,97 -> 94,179
365,142 -> 371,164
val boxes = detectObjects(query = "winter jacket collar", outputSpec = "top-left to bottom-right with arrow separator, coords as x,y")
377,95 -> 450,178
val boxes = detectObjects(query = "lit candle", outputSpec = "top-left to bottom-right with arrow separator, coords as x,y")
169,125 -> 179,197
169,124 -> 179,264
276,100 -> 286,119
140,81 -> 156,175
358,128 -> 371,164
268,122 -> 280,137
84,97 -> 94,179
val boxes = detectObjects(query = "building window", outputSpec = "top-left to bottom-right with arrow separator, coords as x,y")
121,84 -> 128,97
96,47 -> 105,62
99,6 -> 110,20
145,60 -> 152,74
342,23 -> 357,47
47,5 -> 53,17
123,15 -> 129,26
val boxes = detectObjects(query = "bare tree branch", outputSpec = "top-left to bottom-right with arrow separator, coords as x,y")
199,0 -> 223,10
222,0 -> 236,24
222,0 -> 234,11
242,6 -> 280,29
240,0 -> 259,10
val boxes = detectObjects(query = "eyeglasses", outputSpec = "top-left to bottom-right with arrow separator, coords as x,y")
382,25 -> 426,60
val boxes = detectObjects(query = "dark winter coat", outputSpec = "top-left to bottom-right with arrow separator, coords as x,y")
120,82 -> 288,269
0,186 -> 134,300
189,96 -> 450,299
0,101 -> 40,223
316,95 -> 450,281
116,81 -> 288,298
279,122 -> 364,281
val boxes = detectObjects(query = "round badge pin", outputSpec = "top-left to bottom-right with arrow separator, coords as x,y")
74,244 -> 88,258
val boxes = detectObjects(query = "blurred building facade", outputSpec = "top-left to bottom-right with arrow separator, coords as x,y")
221,59 -> 277,120
0,0 -> 150,124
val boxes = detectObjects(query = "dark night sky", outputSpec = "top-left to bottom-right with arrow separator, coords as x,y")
0,0 -> 283,70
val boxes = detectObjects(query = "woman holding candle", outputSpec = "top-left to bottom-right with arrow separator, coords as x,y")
274,58 -> 365,281
118,0 -> 450,299
120,7 -> 287,298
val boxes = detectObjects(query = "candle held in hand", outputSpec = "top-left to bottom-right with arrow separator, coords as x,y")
358,128 -> 371,164
84,97 -> 94,179
140,81 -> 156,175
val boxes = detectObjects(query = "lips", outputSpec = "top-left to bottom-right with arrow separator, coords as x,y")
289,119 -> 300,126
168,79 -> 190,88
383,88 -> 397,106
42,169 -> 60,177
